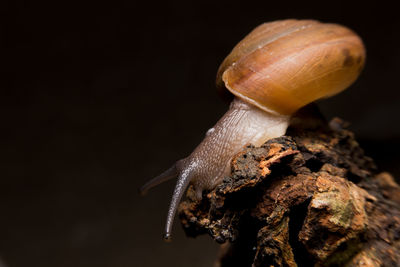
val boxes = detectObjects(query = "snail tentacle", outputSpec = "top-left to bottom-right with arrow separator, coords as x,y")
139,164 -> 178,196
163,160 -> 197,241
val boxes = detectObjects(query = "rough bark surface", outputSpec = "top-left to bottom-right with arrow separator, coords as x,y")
178,107 -> 400,267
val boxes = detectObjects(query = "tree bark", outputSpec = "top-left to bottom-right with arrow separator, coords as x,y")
178,106 -> 400,267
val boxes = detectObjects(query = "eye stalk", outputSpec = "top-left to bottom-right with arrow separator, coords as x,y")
140,19 -> 366,240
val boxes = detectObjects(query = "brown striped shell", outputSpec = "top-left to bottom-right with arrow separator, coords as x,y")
216,19 -> 365,115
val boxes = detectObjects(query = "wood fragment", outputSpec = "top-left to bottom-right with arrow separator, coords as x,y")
178,107 -> 400,266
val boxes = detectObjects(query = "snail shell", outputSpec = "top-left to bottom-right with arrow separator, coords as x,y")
216,19 -> 365,115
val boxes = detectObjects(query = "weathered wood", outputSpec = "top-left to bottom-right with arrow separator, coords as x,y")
178,107 -> 400,266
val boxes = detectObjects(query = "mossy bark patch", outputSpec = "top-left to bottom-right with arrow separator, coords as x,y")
178,109 -> 400,266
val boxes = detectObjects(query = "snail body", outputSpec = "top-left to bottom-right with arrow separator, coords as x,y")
140,19 -> 365,240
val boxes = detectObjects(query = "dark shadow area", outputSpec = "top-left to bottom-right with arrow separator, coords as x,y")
1,0 -> 399,266
288,200 -> 314,266
219,217 -> 260,267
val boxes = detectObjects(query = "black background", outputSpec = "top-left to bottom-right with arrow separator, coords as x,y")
1,1 -> 400,266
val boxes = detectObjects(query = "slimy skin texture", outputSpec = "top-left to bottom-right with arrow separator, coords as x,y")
183,99 -> 289,197
141,98 -> 289,240
140,19 -> 366,241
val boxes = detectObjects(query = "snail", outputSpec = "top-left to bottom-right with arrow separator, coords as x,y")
140,19 -> 365,240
